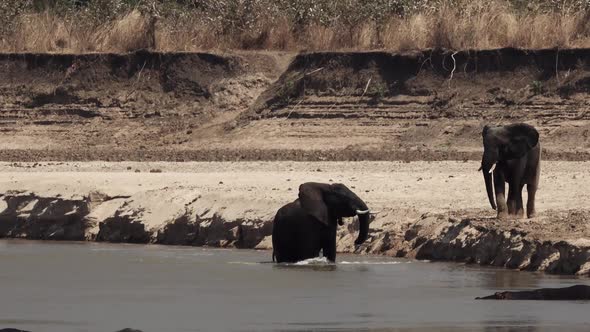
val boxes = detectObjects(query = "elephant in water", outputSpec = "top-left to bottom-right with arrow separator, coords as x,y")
272,182 -> 374,263
476,285 -> 590,300
480,123 -> 541,219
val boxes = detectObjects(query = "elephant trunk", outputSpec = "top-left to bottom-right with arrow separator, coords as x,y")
354,201 -> 370,245
483,170 -> 496,210
481,152 -> 497,210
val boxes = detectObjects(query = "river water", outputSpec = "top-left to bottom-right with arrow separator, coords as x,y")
0,240 -> 588,332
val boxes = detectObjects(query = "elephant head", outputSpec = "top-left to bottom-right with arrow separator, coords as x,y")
298,182 -> 372,245
480,123 -> 539,210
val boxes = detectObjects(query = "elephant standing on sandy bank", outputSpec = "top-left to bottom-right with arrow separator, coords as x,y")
480,123 -> 541,219
272,182 -> 374,263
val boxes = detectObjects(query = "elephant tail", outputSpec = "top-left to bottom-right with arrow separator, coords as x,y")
272,251 -> 276,262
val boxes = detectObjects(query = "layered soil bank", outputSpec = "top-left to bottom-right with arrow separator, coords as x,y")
1,48 -> 589,161
0,50 -> 289,159
1,161 -> 588,276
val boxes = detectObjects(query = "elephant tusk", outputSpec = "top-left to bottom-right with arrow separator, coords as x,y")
356,209 -> 370,215
488,163 -> 497,174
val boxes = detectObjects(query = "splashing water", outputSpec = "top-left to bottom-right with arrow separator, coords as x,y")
339,261 -> 402,265
229,257 -> 405,266
292,257 -> 333,265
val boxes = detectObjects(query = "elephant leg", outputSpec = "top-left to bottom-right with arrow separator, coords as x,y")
526,183 -> 537,218
507,183 -> 524,217
322,225 -> 337,262
494,171 -> 508,219
515,183 -> 525,218
506,185 -> 516,215
507,162 -> 525,217
526,157 -> 540,218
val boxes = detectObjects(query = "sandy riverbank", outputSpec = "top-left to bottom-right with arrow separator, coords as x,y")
1,161 -> 588,275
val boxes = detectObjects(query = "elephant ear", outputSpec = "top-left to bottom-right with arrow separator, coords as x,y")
298,182 -> 329,226
503,123 -> 539,159
482,125 -> 490,137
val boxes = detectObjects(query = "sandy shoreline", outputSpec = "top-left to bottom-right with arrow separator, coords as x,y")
2,160 -> 589,212
1,161 -> 589,275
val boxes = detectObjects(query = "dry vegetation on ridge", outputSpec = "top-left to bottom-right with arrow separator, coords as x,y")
1,0 -> 590,53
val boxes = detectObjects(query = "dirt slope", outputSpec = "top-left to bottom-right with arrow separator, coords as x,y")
238,48 -> 590,160
0,50 -> 289,159
1,48 -> 589,161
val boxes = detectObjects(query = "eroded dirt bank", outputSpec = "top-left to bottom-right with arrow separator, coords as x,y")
0,50 -> 290,159
1,161 -> 588,276
1,48 -> 589,161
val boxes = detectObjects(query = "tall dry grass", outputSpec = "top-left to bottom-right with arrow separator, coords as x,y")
1,0 -> 589,53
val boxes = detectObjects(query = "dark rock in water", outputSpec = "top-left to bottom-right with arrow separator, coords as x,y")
0,329 -> 32,332
476,284 -> 590,300
96,217 -> 151,243
0,194 -> 89,240
115,329 -> 143,332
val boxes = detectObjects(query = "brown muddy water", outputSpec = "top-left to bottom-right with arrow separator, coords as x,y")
0,240 -> 588,332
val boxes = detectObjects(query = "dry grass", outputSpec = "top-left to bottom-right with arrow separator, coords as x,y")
1,0 -> 589,53
95,9 -> 157,52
